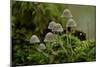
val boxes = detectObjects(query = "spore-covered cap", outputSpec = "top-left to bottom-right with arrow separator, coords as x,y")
30,35 -> 40,43
52,23 -> 63,33
48,21 -> 56,30
66,18 -> 77,28
39,43 -> 46,50
44,32 -> 55,42
61,9 -> 73,18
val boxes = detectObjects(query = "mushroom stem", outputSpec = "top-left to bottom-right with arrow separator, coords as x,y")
46,42 -> 58,56
56,35 -> 69,57
68,33 -> 75,56
36,48 -> 49,58
60,42 -> 68,56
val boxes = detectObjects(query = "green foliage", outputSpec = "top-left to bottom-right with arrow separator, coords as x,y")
12,1 -> 65,40
12,1 -> 96,66
12,34 -> 96,66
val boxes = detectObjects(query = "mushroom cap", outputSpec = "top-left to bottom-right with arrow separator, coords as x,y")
39,43 -> 46,50
30,35 -> 40,43
52,23 -> 63,32
61,9 -> 73,18
48,21 -> 56,30
44,32 -> 55,42
66,18 -> 77,28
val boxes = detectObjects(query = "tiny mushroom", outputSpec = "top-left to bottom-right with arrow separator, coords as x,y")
52,23 -> 63,33
30,35 -> 40,44
61,9 -> 73,18
39,43 -> 46,50
48,21 -> 57,30
44,32 -> 55,42
66,18 -> 77,32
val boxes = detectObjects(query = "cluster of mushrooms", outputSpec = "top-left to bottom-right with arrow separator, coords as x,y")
29,9 -> 77,52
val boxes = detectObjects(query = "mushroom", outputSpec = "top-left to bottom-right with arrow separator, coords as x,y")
66,18 -> 77,32
44,32 -> 55,42
52,23 -> 63,33
29,35 -> 40,44
39,43 -> 46,50
61,9 -> 73,18
48,21 -> 57,30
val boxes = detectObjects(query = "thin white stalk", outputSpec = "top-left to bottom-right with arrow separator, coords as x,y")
47,42 -> 58,56
36,48 -> 49,57
69,33 -> 75,56
57,34 -> 68,56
